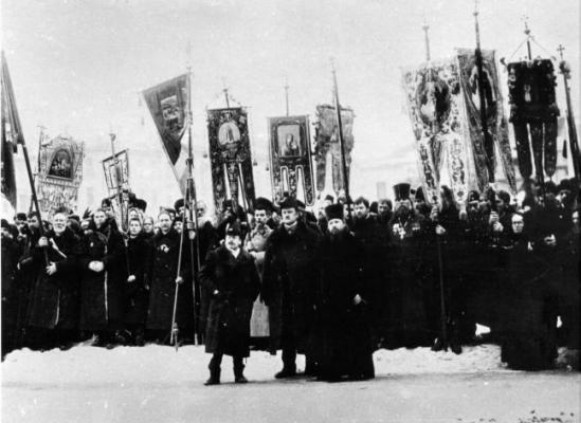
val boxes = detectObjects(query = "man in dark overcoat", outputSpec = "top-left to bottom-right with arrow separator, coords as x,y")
123,217 -> 152,345
313,204 -> 375,382
351,196 -> 390,349
146,211 -> 191,343
26,211 -> 81,350
200,222 -> 260,385
262,197 -> 321,378
78,208 -> 126,347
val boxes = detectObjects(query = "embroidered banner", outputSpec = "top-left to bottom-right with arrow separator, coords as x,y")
268,115 -> 315,205
142,74 -> 190,193
207,108 -> 256,212
313,105 -> 355,198
35,135 -> 85,217
456,48 -> 516,192
507,58 -> 560,181
401,58 -> 472,205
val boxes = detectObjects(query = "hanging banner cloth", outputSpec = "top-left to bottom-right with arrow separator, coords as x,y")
313,105 -> 355,198
506,58 -> 560,181
1,51 -> 24,210
35,135 -> 85,218
206,107 -> 256,212
456,48 -> 517,192
142,74 -> 190,193
401,58 -> 473,205
268,115 -> 315,205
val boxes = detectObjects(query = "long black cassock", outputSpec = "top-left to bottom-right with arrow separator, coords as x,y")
311,230 -> 375,381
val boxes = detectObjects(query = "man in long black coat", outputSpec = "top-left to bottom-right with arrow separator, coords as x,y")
262,197 -> 320,378
351,196 -> 390,349
78,209 -> 126,347
2,220 -> 22,357
146,211 -> 191,343
26,211 -> 81,350
124,217 -> 151,345
313,204 -> 375,382
200,222 -> 260,385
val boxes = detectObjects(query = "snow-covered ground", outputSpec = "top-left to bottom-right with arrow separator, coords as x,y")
2,344 -> 580,423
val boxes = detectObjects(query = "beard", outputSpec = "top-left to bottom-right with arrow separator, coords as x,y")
394,206 -> 411,221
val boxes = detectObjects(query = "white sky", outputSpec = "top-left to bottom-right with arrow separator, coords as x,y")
1,0 -> 579,214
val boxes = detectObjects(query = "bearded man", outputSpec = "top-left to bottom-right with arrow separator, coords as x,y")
313,204 -> 374,382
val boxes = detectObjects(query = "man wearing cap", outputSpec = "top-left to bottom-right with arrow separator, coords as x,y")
262,197 -> 321,378
201,222 -> 260,385
312,203 -> 375,381
245,198 -> 274,344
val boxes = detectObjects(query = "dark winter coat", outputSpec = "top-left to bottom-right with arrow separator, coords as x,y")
262,221 -> 320,353
312,230 -> 375,380
78,223 -> 126,331
200,245 -> 260,357
26,228 -> 80,330
497,235 -> 556,370
124,233 -> 152,326
146,228 -> 191,331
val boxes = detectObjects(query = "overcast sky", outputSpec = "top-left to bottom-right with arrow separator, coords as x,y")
2,0 -> 579,213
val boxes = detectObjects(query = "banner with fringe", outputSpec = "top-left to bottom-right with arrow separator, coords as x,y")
36,135 -> 85,217
268,115 -> 315,205
313,105 -> 355,198
401,58 -> 473,205
507,58 -> 560,182
456,48 -> 517,192
207,107 -> 256,212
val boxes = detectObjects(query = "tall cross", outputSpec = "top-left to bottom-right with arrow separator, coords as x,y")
557,44 -> 565,61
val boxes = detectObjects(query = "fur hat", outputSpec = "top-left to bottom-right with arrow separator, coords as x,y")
254,197 -> 274,213
393,183 -> 411,201
279,197 -> 300,211
325,203 -> 344,221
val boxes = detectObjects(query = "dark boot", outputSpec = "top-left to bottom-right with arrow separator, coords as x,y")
205,354 -> 222,386
275,365 -> 297,379
234,357 -> 247,384
204,368 -> 220,386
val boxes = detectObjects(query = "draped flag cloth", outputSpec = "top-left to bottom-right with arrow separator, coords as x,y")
401,58 -> 473,205
507,58 -> 560,181
207,107 -> 256,212
1,52 -> 23,210
35,135 -> 85,218
142,74 -> 190,193
456,48 -> 517,192
268,115 -> 315,205
313,105 -> 354,198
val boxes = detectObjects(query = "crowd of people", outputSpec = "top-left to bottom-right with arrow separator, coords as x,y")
1,178 -> 579,383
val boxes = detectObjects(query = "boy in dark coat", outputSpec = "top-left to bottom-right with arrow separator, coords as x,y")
124,217 -> 151,345
200,222 -> 260,385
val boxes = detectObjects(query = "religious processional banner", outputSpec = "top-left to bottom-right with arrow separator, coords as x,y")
35,135 -> 85,217
268,115 -> 315,205
506,58 -> 560,181
207,107 -> 256,212
456,48 -> 517,192
142,74 -> 190,194
1,52 -> 22,210
313,105 -> 355,198
102,149 -> 130,231
401,58 -> 472,205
